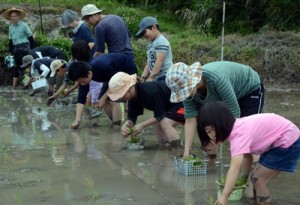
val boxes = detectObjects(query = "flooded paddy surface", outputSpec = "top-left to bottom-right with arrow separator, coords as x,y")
0,86 -> 299,205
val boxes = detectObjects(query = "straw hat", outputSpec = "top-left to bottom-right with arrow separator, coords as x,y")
3,7 -> 27,20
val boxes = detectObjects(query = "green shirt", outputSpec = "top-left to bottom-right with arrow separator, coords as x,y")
183,61 -> 261,118
9,20 -> 33,45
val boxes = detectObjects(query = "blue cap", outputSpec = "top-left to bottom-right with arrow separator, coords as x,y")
135,16 -> 159,38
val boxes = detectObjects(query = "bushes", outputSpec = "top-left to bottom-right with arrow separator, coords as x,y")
34,32 -> 72,60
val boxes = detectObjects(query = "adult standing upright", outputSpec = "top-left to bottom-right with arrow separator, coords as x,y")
3,7 -> 35,89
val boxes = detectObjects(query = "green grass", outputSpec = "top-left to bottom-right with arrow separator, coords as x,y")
1,0 -> 299,84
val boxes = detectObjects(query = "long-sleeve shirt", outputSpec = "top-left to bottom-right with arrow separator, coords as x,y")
184,61 -> 261,118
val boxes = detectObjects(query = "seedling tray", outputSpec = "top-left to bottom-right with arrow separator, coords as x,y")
127,139 -> 145,150
216,180 -> 246,201
173,155 -> 207,176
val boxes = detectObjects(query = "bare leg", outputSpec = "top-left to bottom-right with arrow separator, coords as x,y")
251,163 -> 280,205
111,102 -> 121,125
152,118 -> 182,149
103,100 -> 113,121
152,122 -> 169,143
159,118 -> 181,142
103,101 -> 121,126
12,77 -> 18,89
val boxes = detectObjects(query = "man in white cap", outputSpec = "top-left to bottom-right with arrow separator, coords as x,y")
81,4 -> 134,62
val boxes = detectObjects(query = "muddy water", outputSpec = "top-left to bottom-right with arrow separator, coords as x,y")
0,87 -> 299,205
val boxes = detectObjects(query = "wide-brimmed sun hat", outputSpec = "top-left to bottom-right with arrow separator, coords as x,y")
50,59 -> 67,77
81,4 -> 102,20
107,72 -> 137,101
165,62 -> 202,103
135,16 -> 159,38
20,55 -> 34,69
3,7 -> 27,20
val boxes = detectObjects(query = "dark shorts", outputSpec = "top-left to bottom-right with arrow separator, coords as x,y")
259,137 -> 300,172
238,82 -> 264,117
166,103 -> 185,124
12,66 -> 20,78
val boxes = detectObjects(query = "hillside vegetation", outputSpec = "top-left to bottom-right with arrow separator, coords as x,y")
0,0 -> 300,85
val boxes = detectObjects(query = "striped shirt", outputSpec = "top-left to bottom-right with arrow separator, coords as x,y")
183,61 -> 261,118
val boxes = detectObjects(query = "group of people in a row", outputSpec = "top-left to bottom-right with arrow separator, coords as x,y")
3,4 -> 300,205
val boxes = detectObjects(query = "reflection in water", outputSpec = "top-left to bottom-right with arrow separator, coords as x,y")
0,87 -> 299,205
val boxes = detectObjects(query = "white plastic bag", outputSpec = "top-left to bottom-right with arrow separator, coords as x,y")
32,77 -> 48,90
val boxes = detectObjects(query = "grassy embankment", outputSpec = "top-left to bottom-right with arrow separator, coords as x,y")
1,0 -> 300,85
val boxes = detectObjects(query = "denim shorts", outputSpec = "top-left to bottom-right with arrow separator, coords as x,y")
259,137 -> 300,172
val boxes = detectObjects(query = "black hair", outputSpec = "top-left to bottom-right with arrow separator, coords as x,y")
197,101 -> 235,145
68,61 -> 92,81
71,40 -> 91,62
145,24 -> 160,31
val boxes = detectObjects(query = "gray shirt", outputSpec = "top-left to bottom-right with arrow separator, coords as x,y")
147,34 -> 173,81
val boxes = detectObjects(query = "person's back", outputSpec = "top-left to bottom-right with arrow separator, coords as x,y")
81,4 -> 134,58
31,57 -> 53,78
130,81 -> 176,115
229,113 -> 300,156
34,46 -> 66,60
95,15 -> 133,54
202,61 -> 261,100
89,53 -> 137,82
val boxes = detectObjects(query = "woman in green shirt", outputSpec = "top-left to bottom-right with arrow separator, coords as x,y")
166,61 -> 264,159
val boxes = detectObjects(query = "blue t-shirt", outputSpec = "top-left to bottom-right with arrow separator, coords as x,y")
77,53 -> 137,104
72,22 -> 96,56
95,15 -> 133,54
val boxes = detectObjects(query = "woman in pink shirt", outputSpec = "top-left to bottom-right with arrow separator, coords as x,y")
197,101 -> 300,205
